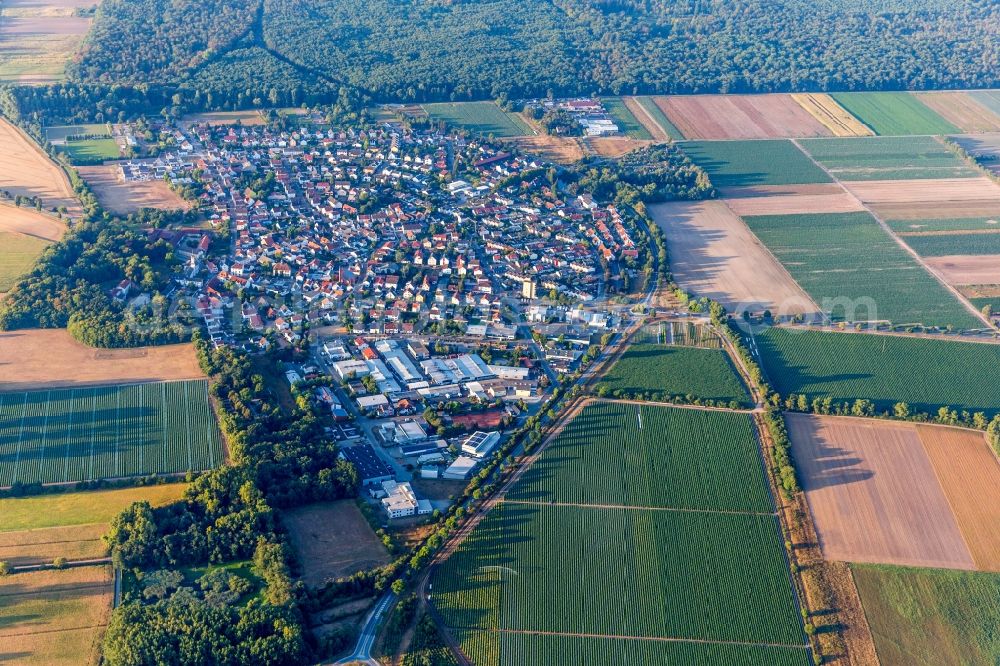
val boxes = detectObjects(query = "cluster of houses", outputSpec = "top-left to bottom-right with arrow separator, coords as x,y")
118,119 -> 634,346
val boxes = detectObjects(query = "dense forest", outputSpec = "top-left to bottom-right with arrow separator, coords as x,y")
67,0 -> 1000,105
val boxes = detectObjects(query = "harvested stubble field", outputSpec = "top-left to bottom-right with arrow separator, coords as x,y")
651,200 -> 819,318
0,118 -> 80,218
0,565 -> 112,665
435,402 -> 807,665
0,0 -> 93,83
585,136 -> 650,158
852,565 -> 1000,666
654,94 -> 831,139
0,329 -> 203,391
790,93 -> 873,137
923,254 -> 1000,286
179,110 -> 265,127
0,202 -> 65,242
680,139 -> 831,187
601,97 -> 651,140
830,92 -> 959,136
743,212 -> 981,329
77,165 -> 191,214
0,231 -> 49,292
422,102 -> 530,138
786,414 -> 983,570
597,344 -> 751,405
916,92 -> 1000,133
507,135 -> 584,164
721,182 -> 864,217
800,136 -> 979,181
282,500 -> 391,587
842,176 -> 1000,219
753,327 -> 1000,414
0,380 -> 223,487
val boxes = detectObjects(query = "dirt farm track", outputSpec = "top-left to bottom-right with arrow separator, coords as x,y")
0,329 -> 204,391
787,413 -> 1000,572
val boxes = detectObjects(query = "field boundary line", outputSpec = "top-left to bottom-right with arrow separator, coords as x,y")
790,137 -> 991,329
476,627 -> 809,650
503,498 -> 777,518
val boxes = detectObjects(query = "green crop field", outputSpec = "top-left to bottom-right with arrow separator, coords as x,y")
602,98 -> 651,139
886,216 -> 1000,233
830,92 -> 960,136
636,97 -> 684,140
751,327 -> 1000,414
0,483 -> 187,532
510,402 -> 771,511
433,403 -> 807,665
0,380 -> 223,487
743,212 -> 981,329
0,232 -> 49,292
422,102 -> 530,137
679,139 -> 831,187
969,296 -> 1000,313
597,344 -> 751,405
799,136 -> 978,180
632,321 -> 722,347
969,91 -> 1000,118
852,565 -> 1000,666
901,233 -> 1000,257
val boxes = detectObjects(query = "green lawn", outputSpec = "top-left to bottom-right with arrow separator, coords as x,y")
598,344 -> 751,405
0,232 -> 49,292
601,97 -> 652,139
422,102 -> 530,137
752,327 -> 1000,414
831,92 -> 960,136
58,138 -> 121,163
0,484 -> 186,532
679,139 -> 832,187
636,97 -> 684,140
853,565 -> 1000,666
799,136 -> 978,180
743,212 -> 981,329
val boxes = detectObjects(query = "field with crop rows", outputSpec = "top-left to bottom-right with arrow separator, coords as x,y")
790,93 -> 873,137
602,98 -> 651,139
0,380 -> 222,486
597,344 -> 751,405
852,565 -> 1000,666
900,233 -> 1000,257
680,140 -> 831,187
830,92 -> 959,136
510,402 -> 770,511
422,102 -> 530,137
743,212 -> 981,329
433,403 -> 807,665
800,136 -> 979,180
885,217 -> 1000,233
632,321 -> 721,347
970,91 -> 1000,118
634,96 -> 684,140
752,327 -> 1000,414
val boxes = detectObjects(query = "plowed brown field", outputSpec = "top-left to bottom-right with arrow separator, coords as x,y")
917,425 -> 1000,571
787,414 -> 976,570
916,93 -> 1000,133
0,329 -> 204,390
923,255 -> 1000,285
655,94 -> 833,139
843,177 -> 1000,220
651,200 -> 819,318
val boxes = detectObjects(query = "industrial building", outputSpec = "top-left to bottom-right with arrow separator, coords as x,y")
339,445 -> 394,487
461,431 -> 501,458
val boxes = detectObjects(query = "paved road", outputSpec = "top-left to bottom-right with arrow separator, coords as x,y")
334,592 -> 396,666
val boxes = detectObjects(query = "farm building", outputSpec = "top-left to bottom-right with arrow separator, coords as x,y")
339,445 -> 394,487
461,431 -> 501,458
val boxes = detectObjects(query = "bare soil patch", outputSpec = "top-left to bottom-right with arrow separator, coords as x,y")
508,135 -> 584,164
923,254 -> 1000,285
916,425 -> 1000,571
916,93 -> 1000,133
0,118 -> 80,218
0,565 -> 112,666
283,500 -> 390,587
0,329 -> 204,391
656,94 -> 832,140
651,200 -> 819,318
584,136 -> 651,158
179,110 -> 265,127
786,413 -> 975,570
843,177 -> 1000,219
77,164 -> 190,214
725,192 -> 864,216
0,201 -> 66,242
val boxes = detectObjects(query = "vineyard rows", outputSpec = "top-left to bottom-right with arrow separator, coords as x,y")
633,321 -> 721,348
433,404 -> 806,663
754,327 -> 1000,414
0,380 -> 222,486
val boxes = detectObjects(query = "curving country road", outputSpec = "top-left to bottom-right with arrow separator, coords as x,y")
334,592 -> 397,666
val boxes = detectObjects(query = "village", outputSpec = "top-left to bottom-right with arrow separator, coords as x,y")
109,116 -> 642,521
